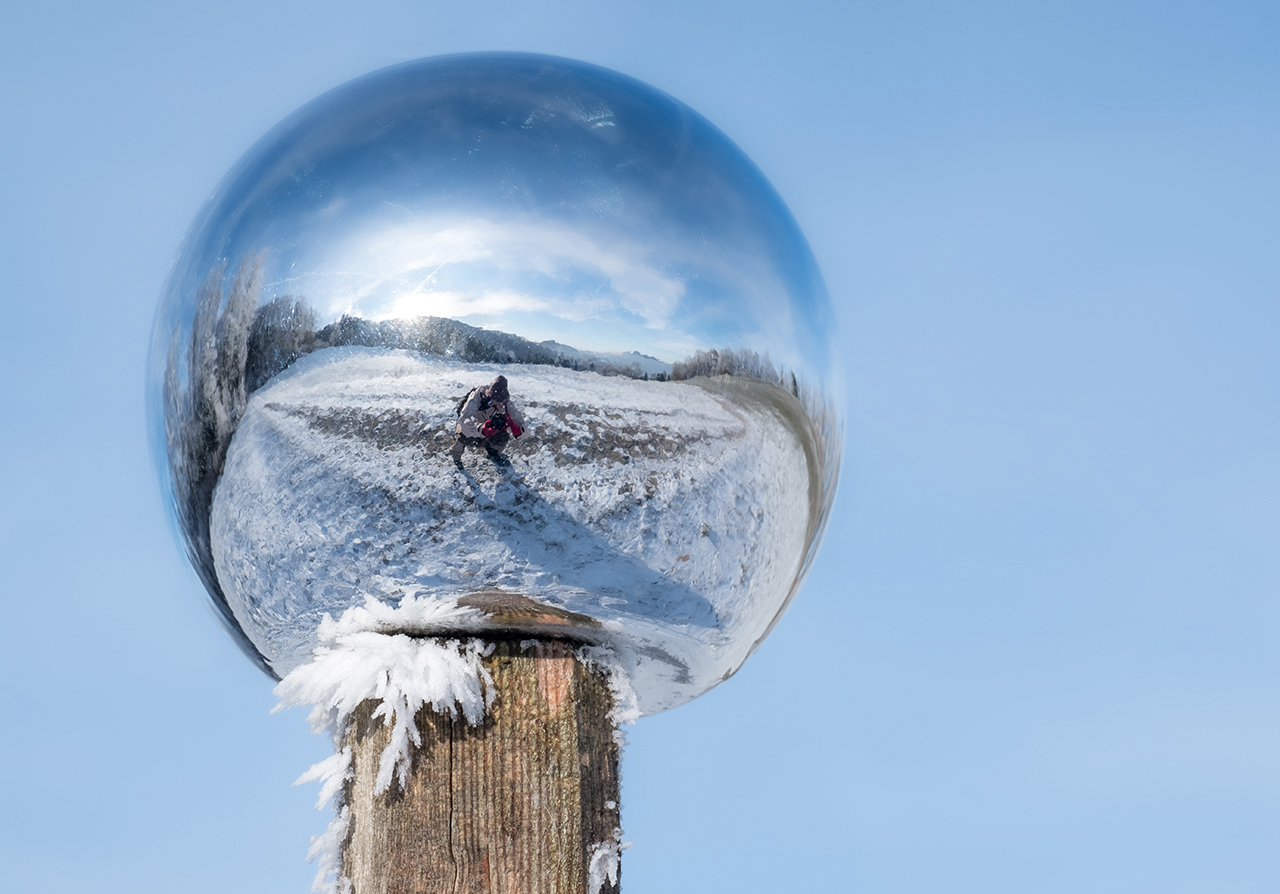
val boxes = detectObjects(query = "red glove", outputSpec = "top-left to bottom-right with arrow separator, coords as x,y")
480,415 -> 507,438
509,420 -> 523,438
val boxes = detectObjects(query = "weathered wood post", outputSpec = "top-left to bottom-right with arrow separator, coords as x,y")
340,639 -> 622,894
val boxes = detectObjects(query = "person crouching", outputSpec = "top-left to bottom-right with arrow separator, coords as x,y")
450,374 -> 526,465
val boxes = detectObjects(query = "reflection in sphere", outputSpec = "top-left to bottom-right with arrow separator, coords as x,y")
148,53 -> 842,713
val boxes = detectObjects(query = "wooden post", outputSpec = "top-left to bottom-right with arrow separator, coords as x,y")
340,639 -> 622,894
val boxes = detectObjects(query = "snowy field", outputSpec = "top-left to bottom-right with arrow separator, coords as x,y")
211,347 -> 814,712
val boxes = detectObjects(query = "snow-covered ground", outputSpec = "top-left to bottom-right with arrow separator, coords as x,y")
211,347 -> 814,713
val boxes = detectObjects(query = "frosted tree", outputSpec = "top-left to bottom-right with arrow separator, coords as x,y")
245,295 -> 319,393
162,252 -> 268,667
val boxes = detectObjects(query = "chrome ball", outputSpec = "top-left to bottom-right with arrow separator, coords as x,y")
148,53 -> 842,713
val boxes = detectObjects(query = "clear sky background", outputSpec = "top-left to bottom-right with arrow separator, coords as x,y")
1,2 -> 1277,892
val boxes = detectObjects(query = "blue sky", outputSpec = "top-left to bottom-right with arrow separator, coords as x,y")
2,2 -> 1278,892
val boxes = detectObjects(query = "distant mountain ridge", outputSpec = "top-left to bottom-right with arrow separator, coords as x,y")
286,312 -> 671,387
536,340 -> 671,377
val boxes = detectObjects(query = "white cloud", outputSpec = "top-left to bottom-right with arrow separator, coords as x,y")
385,288 -> 553,321
307,216 -> 686,330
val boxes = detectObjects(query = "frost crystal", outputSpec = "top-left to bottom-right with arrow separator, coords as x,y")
577,644 -> 640,747
587,828 -> 633,894
275,594 -> 495,894
305,804 -> 351,894
274,593 -> 493,791
294,745 -> 353,810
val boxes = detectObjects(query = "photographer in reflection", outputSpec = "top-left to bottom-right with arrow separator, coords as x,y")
450,375 -> 527,466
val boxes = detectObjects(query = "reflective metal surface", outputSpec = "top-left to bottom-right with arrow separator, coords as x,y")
148,53 -> 842,713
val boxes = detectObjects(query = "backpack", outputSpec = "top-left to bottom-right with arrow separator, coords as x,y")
455,387 -> 490,417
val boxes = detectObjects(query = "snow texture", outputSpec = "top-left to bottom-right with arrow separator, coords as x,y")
588,828 -> 632,894
215,347 -> 814,712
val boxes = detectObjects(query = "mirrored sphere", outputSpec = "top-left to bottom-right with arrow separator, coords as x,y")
148,53 -> 842,713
